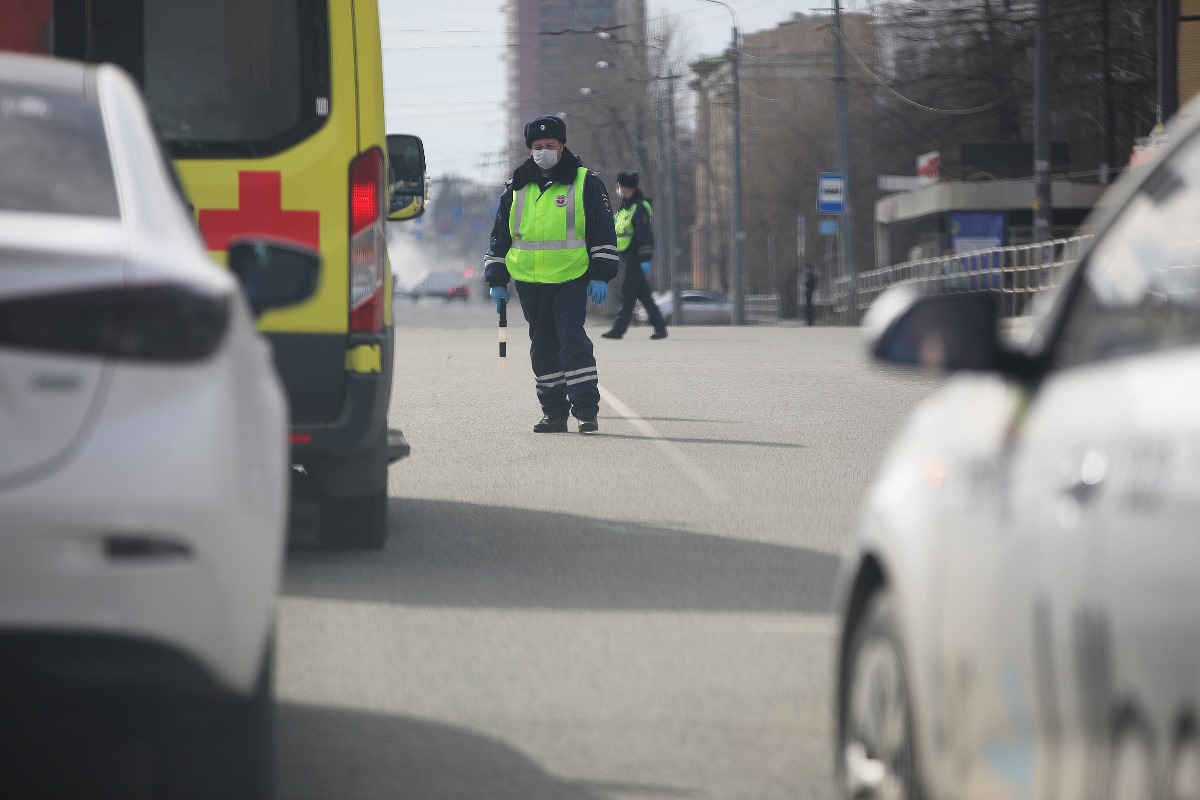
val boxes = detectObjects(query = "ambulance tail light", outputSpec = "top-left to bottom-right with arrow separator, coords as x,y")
349,147 -> 386,333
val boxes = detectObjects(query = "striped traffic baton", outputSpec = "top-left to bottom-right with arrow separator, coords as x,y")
498,300 -> 507,372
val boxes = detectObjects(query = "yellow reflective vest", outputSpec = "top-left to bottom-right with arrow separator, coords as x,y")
615,198 -> 652,252
506,166 -> 590,283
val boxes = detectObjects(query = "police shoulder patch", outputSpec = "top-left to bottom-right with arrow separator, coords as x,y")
602,194 -> 612,212
639,212 -> 649,224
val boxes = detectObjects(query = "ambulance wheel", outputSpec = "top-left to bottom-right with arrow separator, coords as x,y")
309,438 -> 390,550
317,488 -> 388,550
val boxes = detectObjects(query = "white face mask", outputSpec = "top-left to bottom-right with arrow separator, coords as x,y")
532,148 -> 559,170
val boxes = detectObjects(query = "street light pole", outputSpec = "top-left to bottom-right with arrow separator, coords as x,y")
666,72 -> 682,325
832,0 -> 855,318
730,27 -> 744,324
1159,0 -> 1180,123
1033,0 -> 1052,245
699,0 -> 743,324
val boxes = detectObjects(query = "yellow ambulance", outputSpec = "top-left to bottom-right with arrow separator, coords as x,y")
32,0 -> 424,549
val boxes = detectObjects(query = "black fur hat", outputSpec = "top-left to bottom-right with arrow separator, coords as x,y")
524,115 -> 567,148
616,169 -> 640,189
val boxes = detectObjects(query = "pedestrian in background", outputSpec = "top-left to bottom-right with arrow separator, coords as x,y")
601,170 -> 667,340
803,265 -> 818,327
484,115 -> 619,434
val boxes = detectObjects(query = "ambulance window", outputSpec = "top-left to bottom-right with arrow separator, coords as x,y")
56,0 -> 330,159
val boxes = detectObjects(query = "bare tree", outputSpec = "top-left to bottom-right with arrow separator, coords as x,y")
869,0 -> 1157,181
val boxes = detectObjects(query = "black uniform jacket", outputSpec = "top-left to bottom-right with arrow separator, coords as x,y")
484,148 -> 619,287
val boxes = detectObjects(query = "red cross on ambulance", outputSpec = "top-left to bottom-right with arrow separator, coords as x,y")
197,171 -> 320,252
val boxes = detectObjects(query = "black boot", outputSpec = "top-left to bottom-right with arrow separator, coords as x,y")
533,415 -> 568,433
577,417 -> 599,434
650,329 -> 667,340
600,330 -> 622,339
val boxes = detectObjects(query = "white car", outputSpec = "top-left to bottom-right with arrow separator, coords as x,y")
636,288 -> 732,325
0,54 -> 316,795
834,97 -> 1200,800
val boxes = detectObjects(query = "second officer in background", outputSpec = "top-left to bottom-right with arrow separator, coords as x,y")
602,169 -> 667,340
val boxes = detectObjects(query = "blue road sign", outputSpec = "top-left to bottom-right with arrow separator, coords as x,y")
817,173 -> 846,214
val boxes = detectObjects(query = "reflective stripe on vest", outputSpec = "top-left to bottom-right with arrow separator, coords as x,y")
506,166 -> 589,283
614,199 -> 651,252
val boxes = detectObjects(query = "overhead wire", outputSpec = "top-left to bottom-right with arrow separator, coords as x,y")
833,24 -> 1012,115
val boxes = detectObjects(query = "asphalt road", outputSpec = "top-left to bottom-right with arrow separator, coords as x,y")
276,297 -> 941,800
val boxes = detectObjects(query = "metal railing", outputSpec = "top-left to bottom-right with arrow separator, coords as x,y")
745,294 -> 781,325
833,235 -> 1091,322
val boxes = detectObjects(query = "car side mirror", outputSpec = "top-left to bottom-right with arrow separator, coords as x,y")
864,286 -> 1006,372
228,239 -> 320,318
386,133 -> 427,222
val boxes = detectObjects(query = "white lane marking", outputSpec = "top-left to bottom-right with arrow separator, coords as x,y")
598,385 -> 731,502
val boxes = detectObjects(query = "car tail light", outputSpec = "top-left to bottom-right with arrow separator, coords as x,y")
349,147 -> 386,332
0,284 -> 230,361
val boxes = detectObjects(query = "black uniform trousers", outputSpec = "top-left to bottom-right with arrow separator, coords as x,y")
610,252 -> 667,335
514,276 -> 599,420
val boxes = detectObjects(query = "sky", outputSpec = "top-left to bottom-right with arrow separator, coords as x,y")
378,0 -> 867,185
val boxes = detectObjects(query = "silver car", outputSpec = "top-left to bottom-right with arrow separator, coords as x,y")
834,98 -> 1200,799
636,288 -> 732,325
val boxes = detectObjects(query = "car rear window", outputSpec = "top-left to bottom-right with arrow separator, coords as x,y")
0,86 -> 120,217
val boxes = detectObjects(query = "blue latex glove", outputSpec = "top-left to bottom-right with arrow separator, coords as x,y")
489,285 -> 508,313
587,280 -> 607,305
640,261 -> 652,277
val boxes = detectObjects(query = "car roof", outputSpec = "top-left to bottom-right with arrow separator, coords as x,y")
0,52 -> 91,97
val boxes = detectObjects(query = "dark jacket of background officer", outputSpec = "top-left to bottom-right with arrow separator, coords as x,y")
803,265 -> 818,327
483,115 -> 618,434
602,170 -> 667,340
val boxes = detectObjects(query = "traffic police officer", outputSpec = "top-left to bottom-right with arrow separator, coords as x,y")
484,115 -> 619,434
602,170 -> 667,340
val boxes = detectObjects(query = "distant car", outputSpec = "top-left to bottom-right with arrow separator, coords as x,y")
833,95 -> 1200,800
446,283 -> 470,301
0,53 -> 317,795
403,271 -> 471,301
636,289 -> 732,325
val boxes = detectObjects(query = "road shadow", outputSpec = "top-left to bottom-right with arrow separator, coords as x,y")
588,433 -> 806,450
276,703 -> 639,800
621,417 -> 741,424
284,498 -> 837,614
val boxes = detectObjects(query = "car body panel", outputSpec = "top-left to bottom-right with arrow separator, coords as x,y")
0,53 -> 289,695
0,218 -> 124,483
935,361 -> 1122,799
1101,347 -> 1200,790
836,373 -> 1019,794
837,93 -> 1200,800
0,303 -> 286,693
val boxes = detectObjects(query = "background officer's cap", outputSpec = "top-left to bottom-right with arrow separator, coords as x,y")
616,169 -> 640,189
524,115 -> 567,148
